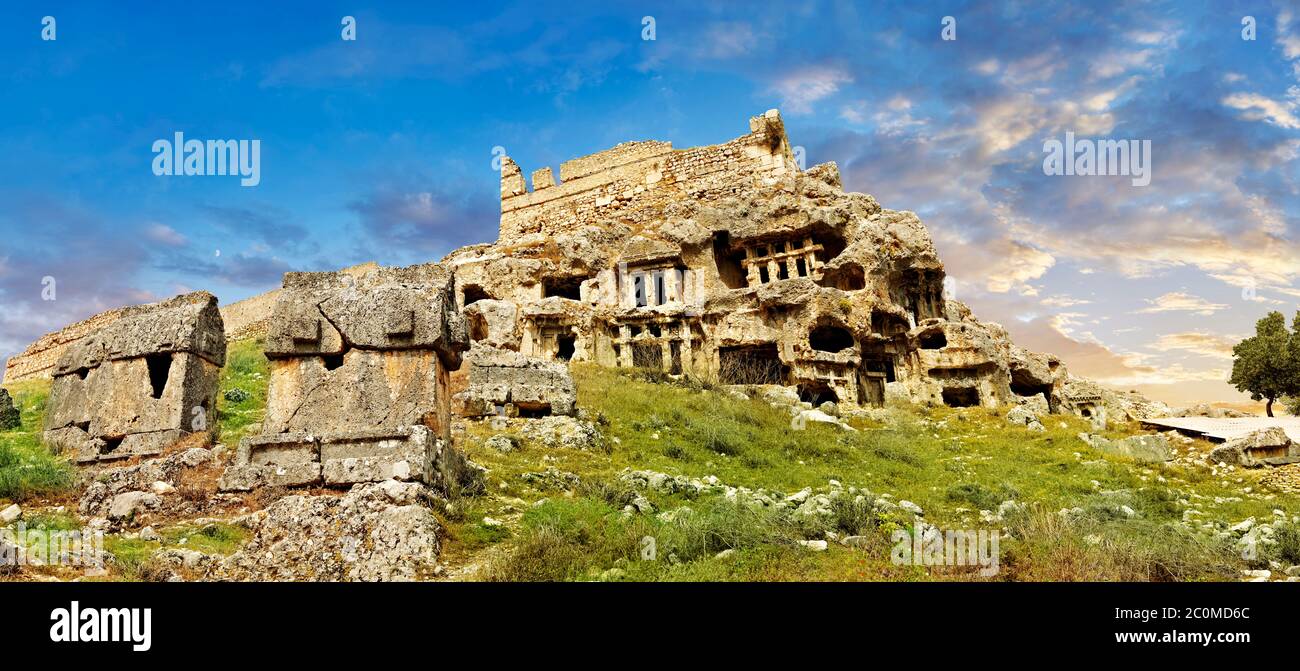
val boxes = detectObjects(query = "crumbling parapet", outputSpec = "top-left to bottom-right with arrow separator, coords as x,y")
219,263 -> 468,491
42,292 -> 226,463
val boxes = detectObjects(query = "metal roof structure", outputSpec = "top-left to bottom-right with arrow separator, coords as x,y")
1141,416 -> 1300,443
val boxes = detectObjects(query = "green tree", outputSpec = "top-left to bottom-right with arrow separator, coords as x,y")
1229,311 -> 1299,417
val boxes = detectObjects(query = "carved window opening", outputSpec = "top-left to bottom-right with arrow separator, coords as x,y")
322,351 -> 346,371
809,325 -> 854,352
632,342 -> 662,369
713,233 -> 747,289
798,381 -> 838,405
634,274 -> 647,307
919,331 -> 947,349
556,334 -> 576,361
942,387 -> 980,407
543,276 -> 584,300
718,344 -> 787,385
741,236 -> 826,287
863,356 -> 896,383
146,353 -> 172,399
462,284 -> 492,306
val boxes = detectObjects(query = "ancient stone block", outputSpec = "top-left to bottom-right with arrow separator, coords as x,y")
41,292 -> 225,463
456,347 -> 576,418
221,264 -> 468,491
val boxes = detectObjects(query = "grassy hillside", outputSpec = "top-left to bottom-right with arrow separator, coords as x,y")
448,364 -> 1300,581
0,378 -> 75,501
6,339 -> 1299,582
216,338 -> 270,446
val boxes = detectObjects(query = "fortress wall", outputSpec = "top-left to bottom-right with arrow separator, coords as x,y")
3,308 -> 134,383
498,111 -> 796,242
220,289 -> 281,341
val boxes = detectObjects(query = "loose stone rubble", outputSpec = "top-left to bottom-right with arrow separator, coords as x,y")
208,481 -> 443,582
41,292 -> 226,463
220,264 -> 469,491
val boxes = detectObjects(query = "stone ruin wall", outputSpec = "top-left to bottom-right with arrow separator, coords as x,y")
498,110 -> 798,242
2,263 -> 383,384
3,304 -> 145,384
446,109 -> 1021,413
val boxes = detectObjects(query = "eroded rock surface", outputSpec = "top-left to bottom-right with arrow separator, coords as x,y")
221,264 -> 469,490
210,481 -> 442,581
41,292 -> 225,463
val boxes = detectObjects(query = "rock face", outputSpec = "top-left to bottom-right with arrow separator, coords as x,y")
0,389 -> 19,430
1079,433 -> 1173,463
210,481 -> 442,581
41,292 -> 225,463
442,109 -> 1102,412
220,264 -> 469,491
1209,427 -> 1295,467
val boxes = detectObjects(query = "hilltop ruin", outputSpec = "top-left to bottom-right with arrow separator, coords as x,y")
9,109 -> 1172,489
444,109 -> 1101,418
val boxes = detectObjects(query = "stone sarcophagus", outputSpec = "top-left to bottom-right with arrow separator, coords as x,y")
456,348 -> 577,418
220,263 -> 468,491
43,292 -> 226,463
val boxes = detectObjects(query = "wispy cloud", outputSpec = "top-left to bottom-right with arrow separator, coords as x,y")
1136,292 -> 1229,316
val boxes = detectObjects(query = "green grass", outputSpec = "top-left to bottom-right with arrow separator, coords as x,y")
102,536 -> 159,581
460,363 -> 1300,581
0,379 -> 77,502
216,338 -> 270,446
160,522 -> 248,555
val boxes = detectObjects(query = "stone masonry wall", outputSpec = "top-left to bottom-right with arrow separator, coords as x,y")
498,110 -> 797,243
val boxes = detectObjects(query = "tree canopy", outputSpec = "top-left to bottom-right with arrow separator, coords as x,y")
1229,311 -> 1300,417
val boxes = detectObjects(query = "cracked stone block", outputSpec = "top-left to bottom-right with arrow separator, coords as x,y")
41,292 -> 225,463
221,264 -> 467,491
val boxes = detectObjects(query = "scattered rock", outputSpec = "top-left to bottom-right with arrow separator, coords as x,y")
515,416 -> 604,451
791,409 -> 856,431
108,491 -> 161,523
520,467 -> 581,491
797,540 -> 828,551
485,434 -> 519,453
211,482 -> 442,581
0,503 -> 21,524
1209,427 -> 1293,467
1079,433 -> 1172,463
0,389 -> 20,430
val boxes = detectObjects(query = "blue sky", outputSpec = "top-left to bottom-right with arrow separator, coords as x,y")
2,0 -> 1299,405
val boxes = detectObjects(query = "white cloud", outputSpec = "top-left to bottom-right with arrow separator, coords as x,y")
1136,291 -> 1228,316
1149,332 -> 1236,360
770,65 -> 851,115
1221,92 -> 1300,129
144,223 -> 187,247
